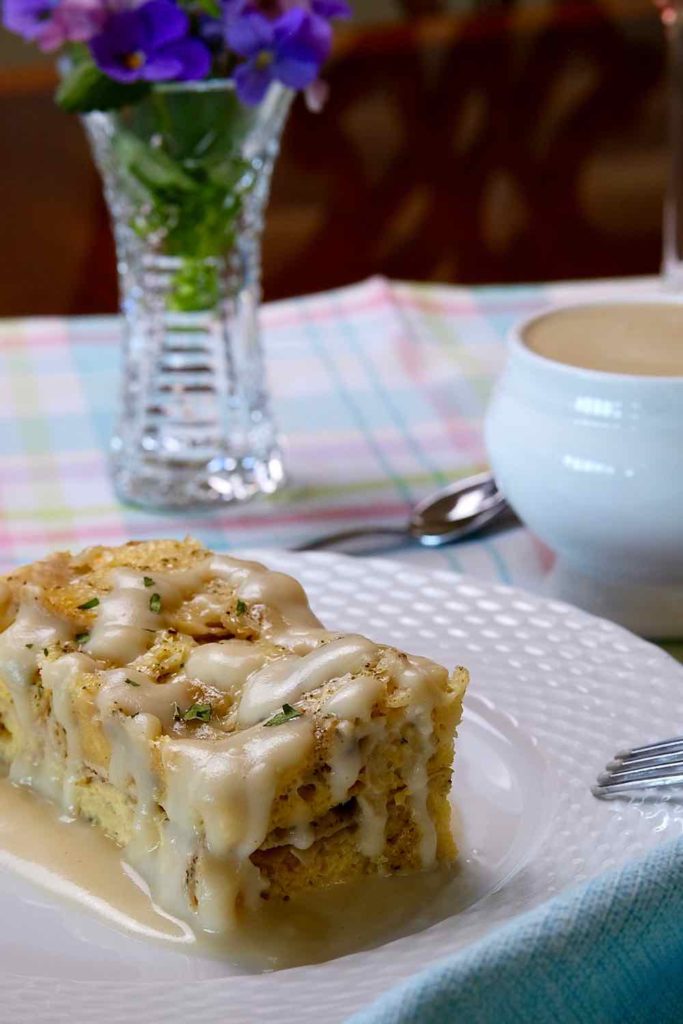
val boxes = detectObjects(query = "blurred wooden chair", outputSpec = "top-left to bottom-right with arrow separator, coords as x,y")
267,0 -> 665,295
0,0 -> 667,316
0,66 -> 117,315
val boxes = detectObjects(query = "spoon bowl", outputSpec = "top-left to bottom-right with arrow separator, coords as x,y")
294,471 -> 510,553
409,472 -> 506,546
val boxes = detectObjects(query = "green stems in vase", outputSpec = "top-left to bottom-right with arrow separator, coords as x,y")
85,82 -> 292,509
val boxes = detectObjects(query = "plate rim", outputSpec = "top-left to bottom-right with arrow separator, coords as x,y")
2,550 -> 682,1023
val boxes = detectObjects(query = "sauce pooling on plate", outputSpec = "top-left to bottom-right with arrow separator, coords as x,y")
0,770 -> 464,971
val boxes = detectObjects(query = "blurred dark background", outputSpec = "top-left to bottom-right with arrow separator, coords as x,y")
0,0 -> 667,315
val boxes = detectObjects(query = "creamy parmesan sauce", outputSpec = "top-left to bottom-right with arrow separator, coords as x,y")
42,652 -> 95,812
0,550 -> 456,940
0,770 -> 461,971
237,636 -> 378,728
0,771 -> 191,943
0,590 -> 72,793
185,641 -> 269,695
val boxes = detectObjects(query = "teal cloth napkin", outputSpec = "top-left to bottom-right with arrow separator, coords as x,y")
347,836 -> 683,1024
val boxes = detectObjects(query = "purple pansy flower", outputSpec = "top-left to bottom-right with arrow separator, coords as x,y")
90,0 -> 211,83
226,6 -> 330,105
228,0 -> 351,17
3,0 -> 105,51
308,0 -> 351,18
3,0 -> 57,41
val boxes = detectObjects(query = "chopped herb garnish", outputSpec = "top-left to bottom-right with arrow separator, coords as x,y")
78,597 -> 100,611
24,643 -> 33,650
181,702 -> 212,723
125,678 -> 141,687
235,599 -> 247,616
143,576 -> 154,588
173,702 -> 181,722
43,648 -> 49,657
75,632 -> 90,645
149,593 -> 162,614
264,703 -> 303,727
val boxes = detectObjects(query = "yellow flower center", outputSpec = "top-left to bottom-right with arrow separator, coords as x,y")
255,50 -> 274,71
124,50 -> 146,70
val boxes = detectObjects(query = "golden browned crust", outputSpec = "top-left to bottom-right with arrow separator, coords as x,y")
0,539 -> 467,920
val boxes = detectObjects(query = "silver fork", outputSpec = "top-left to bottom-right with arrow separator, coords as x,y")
593,736 -> 683,798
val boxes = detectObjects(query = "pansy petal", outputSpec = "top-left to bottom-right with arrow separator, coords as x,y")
94,9 -> 144,53
3,0 -> 56,41
225,11 -> 275,57
273,54 -> 319,90
90,10 -> 147,81
50,0 -> 106,44
276,12 -> 331,66
139,0 -> 188,48
222,0 -> 249,15
160,38 -> 211,81
89,43 -> 144,82
312,0 -> 352,19
272,6 -> 307,43
6,0 -> 74,51
234,58 -> 273,105
36,20 -> 67,50
142,54 -> 182,80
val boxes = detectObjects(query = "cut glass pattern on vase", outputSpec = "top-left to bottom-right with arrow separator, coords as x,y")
85,81 -> 291,509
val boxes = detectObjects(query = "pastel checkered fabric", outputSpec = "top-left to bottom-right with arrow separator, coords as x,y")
2,276 -> 680,1024
0,275 -> 658,579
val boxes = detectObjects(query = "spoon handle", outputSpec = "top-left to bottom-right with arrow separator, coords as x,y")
293,526 -> 407,552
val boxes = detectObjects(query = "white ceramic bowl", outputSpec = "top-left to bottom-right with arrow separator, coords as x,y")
484,298 -> 683,636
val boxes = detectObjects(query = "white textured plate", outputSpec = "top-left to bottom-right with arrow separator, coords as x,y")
3,550 -> 683,1024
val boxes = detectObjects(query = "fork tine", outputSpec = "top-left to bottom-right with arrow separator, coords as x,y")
594,735 -> 683,800
597,759 -> 683,786
593,772 -> 683,798
616,736 -> 683,759
607,749 -> 683,771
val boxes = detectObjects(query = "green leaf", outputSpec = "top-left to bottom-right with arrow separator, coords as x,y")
167,258 -> 220,312
143,576 -> 154,588
75,632 -> 90,645
114,131 -> 196,193
206,156 -> 252,191
264,704 -> 304,727
149,593 -> 162,614
235,599 -> 247,616
181,702 -> 212,723
78,597 -> 100,611
56,60 -> 151,114
183,0 -> 221,15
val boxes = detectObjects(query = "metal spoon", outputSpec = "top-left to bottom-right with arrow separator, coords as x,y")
294,471 -> 512,552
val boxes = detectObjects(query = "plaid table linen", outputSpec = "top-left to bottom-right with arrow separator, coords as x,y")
0,274 -> 661,585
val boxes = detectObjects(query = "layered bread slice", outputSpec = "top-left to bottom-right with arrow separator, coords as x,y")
0,539 -> 468,932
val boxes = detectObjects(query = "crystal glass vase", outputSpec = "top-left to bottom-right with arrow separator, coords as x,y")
84,81 -> 291,509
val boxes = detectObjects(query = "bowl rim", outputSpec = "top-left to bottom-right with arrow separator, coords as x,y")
509,295 -> 683,385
